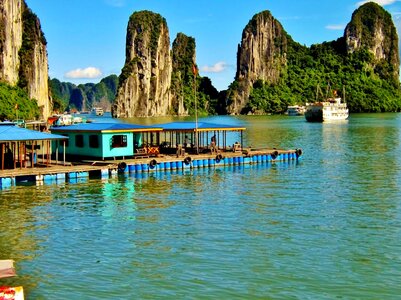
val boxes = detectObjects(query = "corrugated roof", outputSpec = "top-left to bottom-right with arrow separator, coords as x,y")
50,123 -> 163,133
0,125 -> 68,142
157,122 -> 246,132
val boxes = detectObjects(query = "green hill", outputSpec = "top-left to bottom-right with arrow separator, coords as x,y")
50,75 -> 118,113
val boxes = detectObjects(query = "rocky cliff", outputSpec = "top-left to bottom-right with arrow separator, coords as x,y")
0,0 -> 51,120
112,11 -> 172,118
0,0 -> 23,85
170,32 -> 197,116
345,2 -> 399,83
227,11 -> 288,115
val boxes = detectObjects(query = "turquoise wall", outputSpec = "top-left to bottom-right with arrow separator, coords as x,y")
53,132 -> 134,159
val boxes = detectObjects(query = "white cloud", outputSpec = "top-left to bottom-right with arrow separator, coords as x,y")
64,67 -> 103,79
326,24 -> 346,30
357,0 -> 400,6
200,62 -> 227,73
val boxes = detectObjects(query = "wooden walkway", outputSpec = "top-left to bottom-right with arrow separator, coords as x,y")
0,148 -> 302,187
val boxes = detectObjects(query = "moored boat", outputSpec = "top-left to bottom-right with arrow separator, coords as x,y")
305,87 -> 349,122
286,105 -> 305,116
92,107 -> 104,116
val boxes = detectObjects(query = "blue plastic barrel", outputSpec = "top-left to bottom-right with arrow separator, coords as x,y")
142,164 -> 149,172
128,165 -> 135,172
165,161 -> 171,170
233,156 -> 239,164
177,161 -> 183,169
239,157 -> 244,164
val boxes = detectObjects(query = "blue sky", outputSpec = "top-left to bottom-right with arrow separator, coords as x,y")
25,0 -> 401,91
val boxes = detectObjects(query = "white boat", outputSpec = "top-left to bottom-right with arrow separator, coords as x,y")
305,87 -> 349,122
92,107 -> 104,116
286,105 -> 305,116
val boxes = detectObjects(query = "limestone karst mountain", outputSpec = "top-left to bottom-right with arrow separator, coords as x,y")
0,0 -> 51,120
345,2 -> 399,82
112,11 -> 220,118
112,11 -> 172,118
226,11 -> 289,115
226,2 -> 400,114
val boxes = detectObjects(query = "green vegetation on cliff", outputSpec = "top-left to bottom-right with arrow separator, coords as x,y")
128,11 -> 166,58
234,3 -> 401,115
346,2 -> 399,76
171,33 -> 221,115
242,37 -> 401,114
50,75 -> 118,112
0,82 -> 39,120
18,3 -> 46,91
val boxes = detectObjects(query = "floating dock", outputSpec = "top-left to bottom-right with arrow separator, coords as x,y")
0,148 -> 302,189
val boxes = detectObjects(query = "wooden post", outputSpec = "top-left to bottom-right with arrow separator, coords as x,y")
1,143 -> 4,170
63,140 -> 66,166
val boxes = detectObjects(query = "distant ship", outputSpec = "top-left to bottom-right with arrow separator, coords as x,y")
305,87 -> 349,122
92,107 -> 104,116
286,105 -> 305,116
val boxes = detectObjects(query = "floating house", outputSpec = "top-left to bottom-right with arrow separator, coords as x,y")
157,121 -> 246,155
0,121 -> 303,187
50,121 -> 247,160
50,123 -> 163,160
0,123 -> 68,170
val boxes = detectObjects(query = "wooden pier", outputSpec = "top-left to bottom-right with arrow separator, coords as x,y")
0,148 -> 302,189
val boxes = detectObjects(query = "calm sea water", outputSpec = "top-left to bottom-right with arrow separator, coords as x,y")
1,114 -> 401,299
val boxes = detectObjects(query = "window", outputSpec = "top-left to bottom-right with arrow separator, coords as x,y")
75,135 -> 84,148
112,135 -> 127,148
89,135 -> 99,148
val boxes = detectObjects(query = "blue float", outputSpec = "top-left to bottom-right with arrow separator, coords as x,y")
215,157 -> 224,166
142,164 -> 149,172
0,177 -> 13,189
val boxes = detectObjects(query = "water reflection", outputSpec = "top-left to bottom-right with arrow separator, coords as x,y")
2,114 -> 401,298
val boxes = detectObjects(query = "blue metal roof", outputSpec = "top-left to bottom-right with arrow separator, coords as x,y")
50,123 -> 162,132
157,122 -> 246,131
0,125 -> 68,142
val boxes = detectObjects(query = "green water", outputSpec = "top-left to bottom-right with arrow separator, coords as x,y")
1,114 -> 401,299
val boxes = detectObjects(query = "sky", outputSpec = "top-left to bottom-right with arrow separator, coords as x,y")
25,0 -> 401,91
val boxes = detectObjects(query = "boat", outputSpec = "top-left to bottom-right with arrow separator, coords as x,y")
286,105 -> 305,116
47,114 -> 85,126
92,107 -> 104,116
0,260 -> 24,299
305,87 -> 349,122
